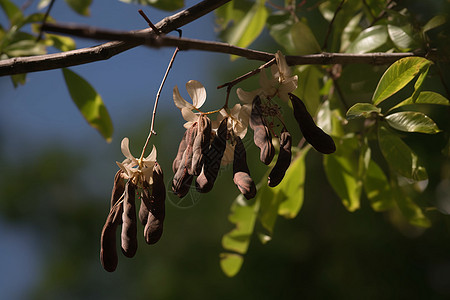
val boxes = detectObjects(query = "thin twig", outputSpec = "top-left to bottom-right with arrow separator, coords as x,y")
322,0 -> 346,51
369,0 -> 396,27
217,58 -> 276,89
138,9 -> 160,35
140,30 -> 182,160
37,0 -> 56,41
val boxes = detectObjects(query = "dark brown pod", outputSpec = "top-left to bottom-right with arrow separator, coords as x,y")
249,96 -> 275,165
233,136 -> 256,199
139,182 -> 151,226
121,180 -> 138,258
100,203 -> 123,272
268,128 -> 292,187
195,118 -> 228,193
110,170 -> 125,208
144,163 -> 166,244
288,93 -> 336,154
172,130 -> 188,173
184,123 -> 198,176
190,115 -> 211,176
172,144 -> 194,198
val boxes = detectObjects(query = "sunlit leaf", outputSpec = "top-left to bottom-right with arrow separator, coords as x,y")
222,194 -> 259,254
62,68 -> 113,142
38,0 -> 51,10
395,190 -> 431,228
119,0 -> 184,11
220,253 -> 244,277
389,91 -> 450,111
410,64 -> 430,102
372,57 -> 432,105
387,24 -> 414,50
4,39 -> 46,56
364,159 -> 395,211
291,21 -> 321,55
385,111 -> 441,134
258,184 -> 283,242
228,0 -> 268,59
295,66 -> 321,115
275,147 -> 309,219
346,25 -> 388,54
346,103 -> 381,119
378,125 -> 427,181
267,13 -> 296,54
422,15 -> 446,34
46,34 -> 76,52
340,12 -> 363,52
64,0 -> 92,16
324,137 -> 362,211
0,0 -> 22,25
11,73 -> 26,87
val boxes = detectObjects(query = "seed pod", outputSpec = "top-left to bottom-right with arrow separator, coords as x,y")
190,115 -> 211,176
172,130 -> 188,173
121,180 -> 138,258
100,203 -> 123,272
144,163 -> 166,244
268,128 -> 292,187
139,182 -> 151,226
288,93 -> 336,154
110,170 -> 126,208
195,118 -> 228,193
172,125 -> 197,198
233,136 -> 256,199
184,123 -> 198,175
249,96 -> 275,165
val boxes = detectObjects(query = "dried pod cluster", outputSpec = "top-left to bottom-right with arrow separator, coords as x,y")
100,163 -> 166,272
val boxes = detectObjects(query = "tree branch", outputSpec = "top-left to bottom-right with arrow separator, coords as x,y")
0,0 -> 231,76
0,19 -> 435,76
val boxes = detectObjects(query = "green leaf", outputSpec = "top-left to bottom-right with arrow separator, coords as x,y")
228,0 -> 268,59
364,159 -> 395,211
46,34 -> 76,52
258,184 -> 283,242
340,12 -> 363,52
422,15 -> 446,34
64,0 -> 92,16
410,64 -> 430,102
267,13 -> 296,54
3,39 -> 47,57
389,91 -> 450,111
62,68 -> 113,142
274,148 -> 309,218
385,111 -> 441,134
395,190 -> 431,228
378,125 -> 427,181
387,24 -> 414,50
0,0 -> 23,25
295,65 -> 322,115
222,194 -> 260,254
372,57 -> 432,105
290,21 -> 321,55
220,253 -> 244,278
346,103 -> 381,120
324,137 -> 362,212
346,25 -> 388,54
11,73 -> 26,87
119,0 -> 184,11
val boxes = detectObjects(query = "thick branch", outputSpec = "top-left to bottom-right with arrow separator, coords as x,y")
0,0 -> 231,76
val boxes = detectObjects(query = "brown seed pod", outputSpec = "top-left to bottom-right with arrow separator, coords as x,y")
110,170 -> 126,208
100,201 -> 123,272
233,136 -> 256,199
172,130 -> 188,173
268,128 -> 292,187
184,123 -> 198,176
121,180 -> 138,258
139,182 -> 151,226
144,162 -> 166,244
172,144 -> 194,198
249,96 -> 275,165
190,115 -> 211,176
288,93 -> 336,154
195,118 -> 228,193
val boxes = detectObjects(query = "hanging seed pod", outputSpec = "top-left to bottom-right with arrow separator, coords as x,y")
121,180 -> 138,258
249,96 -> 275,165
110,170 -> 126,208
190,115 -> 211,176
288,93 -> 336,154
139,182 -> 151,226
172,130 -> 188,173
233,136 -> 257,199
196,118 -> 228,193
268,128 -> 292,187
144,163 -> 166,244
100,203 -> 123,272
172,125 -> 197,198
